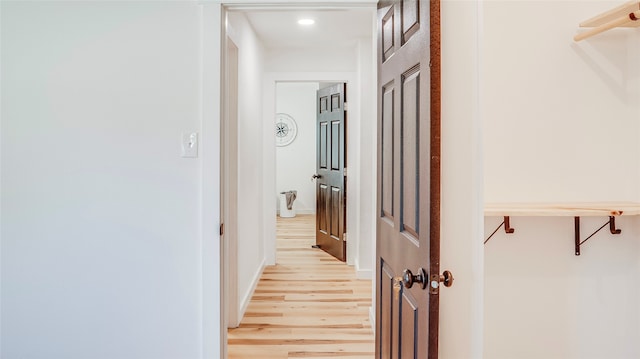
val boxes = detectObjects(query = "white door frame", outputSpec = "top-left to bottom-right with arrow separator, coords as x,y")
200,4 -> 225,359
263,72 -> 359,267
222,36 -> 240,329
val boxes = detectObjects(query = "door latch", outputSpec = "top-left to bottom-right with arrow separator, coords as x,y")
429,270 -> 454,294
392,276 -> 402,300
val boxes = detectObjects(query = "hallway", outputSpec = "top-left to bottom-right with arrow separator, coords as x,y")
227,214 -> 374,358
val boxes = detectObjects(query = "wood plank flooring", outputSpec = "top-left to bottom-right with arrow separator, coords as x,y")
228,214 -> 374,359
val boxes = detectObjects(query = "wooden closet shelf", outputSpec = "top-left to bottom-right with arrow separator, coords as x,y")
485,202 -> 640,217
484,202 -> 640,255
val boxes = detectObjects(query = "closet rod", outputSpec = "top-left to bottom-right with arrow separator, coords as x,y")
574,9 -> 640,41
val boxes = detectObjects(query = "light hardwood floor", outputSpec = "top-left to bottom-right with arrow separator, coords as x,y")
228,214 -> 375,359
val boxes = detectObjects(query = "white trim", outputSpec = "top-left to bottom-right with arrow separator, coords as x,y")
223,34 -> 241,329
263,72 -> 358,267
356,269 -> 372,280
276,209 -> 316,215
200,3 -> 224,359
238,258 -> 267,321
0,2 -> 3,355
470,1 -> 485,355
369,306 -> 375,333
438,1 -> 485,357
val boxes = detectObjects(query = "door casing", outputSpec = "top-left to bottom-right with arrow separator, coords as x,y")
263,73 -> 362,268
223,36 -> 240,329
214,3 -> 379,359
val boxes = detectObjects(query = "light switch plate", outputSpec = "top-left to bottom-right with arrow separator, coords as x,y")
182,132 -> 198,158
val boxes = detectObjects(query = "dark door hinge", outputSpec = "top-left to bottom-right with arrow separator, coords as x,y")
220,223 -> 224,236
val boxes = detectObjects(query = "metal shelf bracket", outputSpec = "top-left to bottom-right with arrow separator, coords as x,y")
574,216 -> 621,256
484,216 -> 515,244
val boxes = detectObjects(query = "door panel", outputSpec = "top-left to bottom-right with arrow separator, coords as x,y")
320,123 -> 328,169
316,83 -> 347,261
402,67 -> 421,239
330,187 -> 341,239
331,121 -> 341,170
318,184 -> 328,234
382,8 -> 395,62
380,264 -> 392,357
401,292 -> 418,359
402,0 -> 420,43
381,84 -> 395,220
376,1 -> 441,359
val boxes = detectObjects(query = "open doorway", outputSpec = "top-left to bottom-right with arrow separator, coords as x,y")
221,4 -> 377,357
275,82 -> 319,222
275,82 -> 347,262
274,81 -> 321,268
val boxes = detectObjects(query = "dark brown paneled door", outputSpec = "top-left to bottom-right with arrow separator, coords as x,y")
315,83 -> 347,262
376,1 -> 441,359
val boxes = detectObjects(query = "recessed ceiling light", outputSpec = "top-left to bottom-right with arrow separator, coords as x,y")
298,19 -> 315,26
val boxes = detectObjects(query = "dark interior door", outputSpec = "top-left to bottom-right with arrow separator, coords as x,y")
376,1 -> 442,359
315,83 -> 347,262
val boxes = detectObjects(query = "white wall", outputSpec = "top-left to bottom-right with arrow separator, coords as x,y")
483,0 -> 640,203
439,1 -> 485,358
226,12 -> 267,319
275,82 -> 319,214
355,36 -> 376,278
265,48 -> 357,73
483,1 -> 640,358
1,2 -> 205,358
484,216 -> 640,359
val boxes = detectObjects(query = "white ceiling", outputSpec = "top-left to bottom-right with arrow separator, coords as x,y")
242,9 -> 374,49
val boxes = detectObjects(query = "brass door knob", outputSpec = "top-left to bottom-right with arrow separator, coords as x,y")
430,270 -> 454,290
402,268 -> 427,289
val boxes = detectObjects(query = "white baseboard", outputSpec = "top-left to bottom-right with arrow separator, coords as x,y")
276,209 -> 315,215
356,268 -> 372,279
369,306 -> 375,332
238,258 -> 266,321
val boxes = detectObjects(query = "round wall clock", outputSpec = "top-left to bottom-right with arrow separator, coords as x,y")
275,113 -> 298,147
